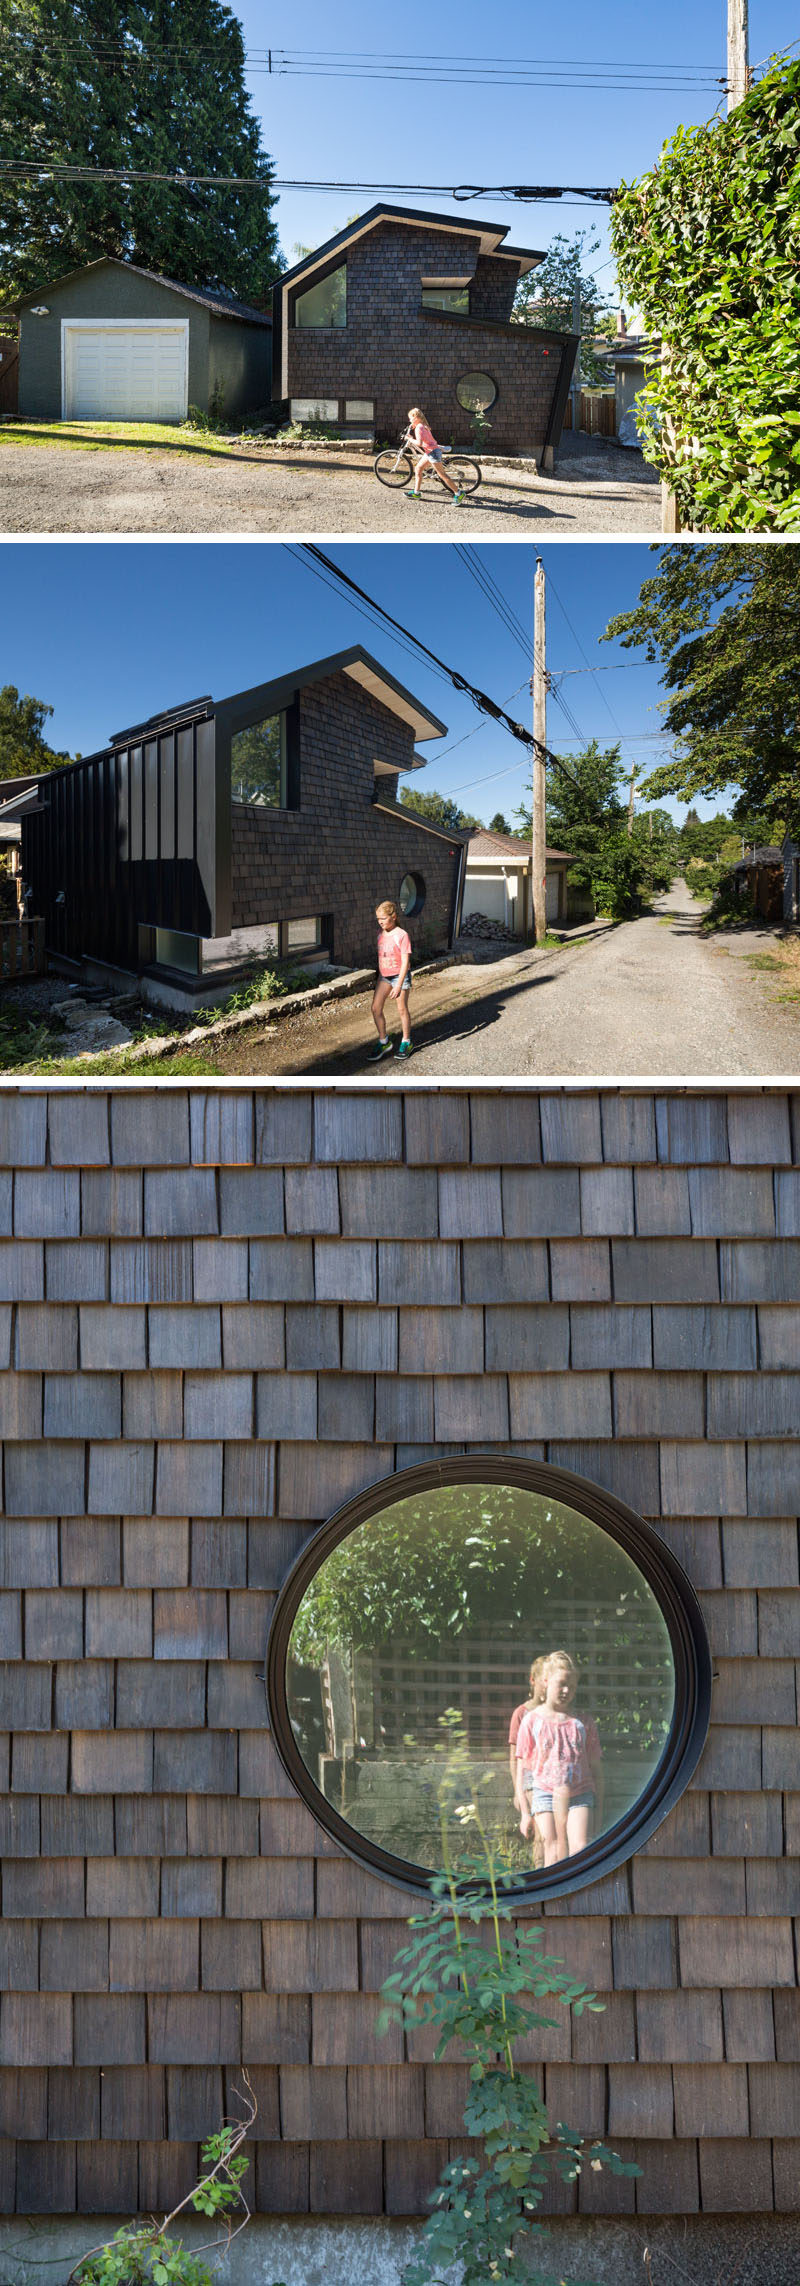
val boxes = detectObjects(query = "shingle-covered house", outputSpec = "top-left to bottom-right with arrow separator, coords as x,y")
0,1082 -> 798,2282
13,258 -> 272,424
272,204 -> 577,461
21,647 -> 465,1001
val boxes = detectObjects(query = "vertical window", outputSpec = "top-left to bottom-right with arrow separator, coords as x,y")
294,265 -> 347,328
231,715 -> 286,807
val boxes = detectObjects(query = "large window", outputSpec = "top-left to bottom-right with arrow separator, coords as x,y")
231,714 -> 286,806
294,265 -> 347,328
267,1458 -> 711,1899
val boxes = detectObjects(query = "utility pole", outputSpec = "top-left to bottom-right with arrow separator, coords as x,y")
727,0 -> 750,109
570,277 -> 581,438
532,558 -> 547,943
627,766 -> 637,837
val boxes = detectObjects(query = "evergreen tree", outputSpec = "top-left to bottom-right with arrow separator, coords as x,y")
0,685 -> 71,779
0,0 -> 281,304
514,740 -> 675,918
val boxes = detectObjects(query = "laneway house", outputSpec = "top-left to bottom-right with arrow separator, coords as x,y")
20,647 -> 464,1002
272,204 -> 578,461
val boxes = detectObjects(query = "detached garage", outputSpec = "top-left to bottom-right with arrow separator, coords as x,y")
14,257 -> 272,425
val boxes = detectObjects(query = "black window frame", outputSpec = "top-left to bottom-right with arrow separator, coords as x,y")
265,1454 -> 713,1901
456,370 -> 498,413
399,870 -> 426,917
292,260 -> 348,330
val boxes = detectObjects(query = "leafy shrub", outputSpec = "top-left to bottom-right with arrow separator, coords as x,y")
67,2093 -> 256,2286
611,60 -> 800,532
379,1713 -> 637,2286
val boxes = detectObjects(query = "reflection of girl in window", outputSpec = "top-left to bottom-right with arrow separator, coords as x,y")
516,1651 -> 603,1866
508,1657 -> 546,1837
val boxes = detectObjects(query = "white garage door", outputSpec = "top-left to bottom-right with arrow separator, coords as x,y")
63,323 -> 189,421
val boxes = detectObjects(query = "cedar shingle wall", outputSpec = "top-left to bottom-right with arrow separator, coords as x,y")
0,1085 -> 798,2219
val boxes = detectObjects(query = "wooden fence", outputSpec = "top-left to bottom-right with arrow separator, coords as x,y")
0,917 -> 45,977
562,390 -> 616,437
0,336 -> 19,418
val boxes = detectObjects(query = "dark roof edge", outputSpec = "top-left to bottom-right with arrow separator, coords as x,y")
275,203 -> 543,290
13,255 -> 271,325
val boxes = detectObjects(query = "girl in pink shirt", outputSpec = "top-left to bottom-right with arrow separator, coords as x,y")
371,898 -> 413,1059
516,1650 -> 603,1866
404,405 -> 464,502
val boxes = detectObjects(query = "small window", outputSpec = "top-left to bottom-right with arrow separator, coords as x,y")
422,286 -> 470,314
290,398 -> 338,424
294,264 -> 346,328
267,1457 -> 711,1900
399,872 -> 425,917
231,714 -> 286,807
284,916 -> 321,951
138,923 -> 200,975
457,371 -> 498,412
345,400 -> 374,421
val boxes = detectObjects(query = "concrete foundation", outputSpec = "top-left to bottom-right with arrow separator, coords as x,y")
3,2213 -> 799,2286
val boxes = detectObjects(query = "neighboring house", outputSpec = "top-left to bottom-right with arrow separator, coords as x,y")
728,845 -> 783,922
462,828 -> 587,932
272,203 -> 578,460
21,647 -> 465,1002
12,258 -> 272,424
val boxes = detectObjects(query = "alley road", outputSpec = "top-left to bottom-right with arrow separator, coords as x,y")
195,880 -> 800,1079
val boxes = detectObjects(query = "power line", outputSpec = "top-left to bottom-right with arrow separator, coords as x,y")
0,162 -> 619,201
0,29 -> 726,92
453,547 -> 532,662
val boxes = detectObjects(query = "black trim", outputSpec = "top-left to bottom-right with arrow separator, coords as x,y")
545,332 -> 580,451
265,1454 -> 713,1903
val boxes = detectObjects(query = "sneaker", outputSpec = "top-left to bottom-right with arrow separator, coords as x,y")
370,1038 -> 394,1059
397,1039 -> 413,1058
451,490 -> 466,506
403,488 -> 421,499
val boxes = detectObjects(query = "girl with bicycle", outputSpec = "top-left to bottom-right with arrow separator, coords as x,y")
404,407 -> 465,503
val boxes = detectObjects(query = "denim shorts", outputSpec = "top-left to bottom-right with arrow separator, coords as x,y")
378,971 -> 412,991
527,1788 -> 595,1814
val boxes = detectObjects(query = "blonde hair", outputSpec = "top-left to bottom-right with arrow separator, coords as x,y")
542,1649 -> 578,1684
408,406 -> 424,423
528,1656 -> 546,1704
376,900 -> 398,926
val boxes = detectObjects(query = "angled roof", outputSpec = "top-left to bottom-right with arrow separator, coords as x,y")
214,646 -> 447,745
15,256 -> 271,326
276,203 -> 544,292
466,829 -> 574,863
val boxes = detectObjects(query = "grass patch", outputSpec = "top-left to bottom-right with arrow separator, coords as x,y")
0,417 -> 266,457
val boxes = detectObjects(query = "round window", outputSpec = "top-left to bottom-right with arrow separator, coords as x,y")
399,872 -> 425,917
266,1458 -> 711,1900
456,371 -> 497,412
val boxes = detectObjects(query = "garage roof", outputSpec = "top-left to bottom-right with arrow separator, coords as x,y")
14,257 -> 271,326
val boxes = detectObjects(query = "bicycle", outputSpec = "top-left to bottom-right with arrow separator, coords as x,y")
374,427 -> 482,496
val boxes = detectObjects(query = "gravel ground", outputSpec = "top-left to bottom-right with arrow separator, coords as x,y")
0,435 -> 659,535
124,880 -> 800,1080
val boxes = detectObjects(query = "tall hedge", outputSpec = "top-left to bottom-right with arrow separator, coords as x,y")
611,60 -> 800,533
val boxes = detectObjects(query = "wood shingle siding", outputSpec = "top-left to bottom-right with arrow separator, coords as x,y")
0,1086 -> 798,2216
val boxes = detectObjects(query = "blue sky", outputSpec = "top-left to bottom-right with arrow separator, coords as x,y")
235,0 -> 797,302
2,541 -> 733,824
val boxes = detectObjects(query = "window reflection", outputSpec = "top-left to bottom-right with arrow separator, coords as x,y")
286,1482 -> 675,1878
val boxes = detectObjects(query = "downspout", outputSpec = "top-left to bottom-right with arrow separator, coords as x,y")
450,840 -> 468,946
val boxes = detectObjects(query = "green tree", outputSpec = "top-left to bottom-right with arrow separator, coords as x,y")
603,544 -> 800,835
0,685 -> 72,779
488,811 -> 510,834
399,787 -> 481,833
514,740 -> 676,917
512,231 -> 613,385
0,0 -> 281,306
610,59 -> 800,532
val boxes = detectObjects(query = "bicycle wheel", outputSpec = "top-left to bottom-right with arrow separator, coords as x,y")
442,455 -> 481,494
374,449 -> 414,489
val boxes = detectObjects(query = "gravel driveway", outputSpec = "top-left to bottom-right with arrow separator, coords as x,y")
133,880 -> 800,1080
0,436 -> 659,534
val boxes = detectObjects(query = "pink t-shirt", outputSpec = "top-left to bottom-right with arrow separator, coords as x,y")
414,421 -> 438,453
516,1707 -> 599,1792
508,1700 -> 531,1749
377,924 -> 411,978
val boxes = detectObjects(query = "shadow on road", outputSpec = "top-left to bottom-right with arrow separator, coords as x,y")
267,964 -> 560,1077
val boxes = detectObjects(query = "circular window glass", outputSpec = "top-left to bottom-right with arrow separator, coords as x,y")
456,371 -> 497,412
399,872 -> 425,917
267,1459 -> 711,1900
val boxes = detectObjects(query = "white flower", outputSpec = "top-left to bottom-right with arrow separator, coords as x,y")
590,2159 -> 603,2172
